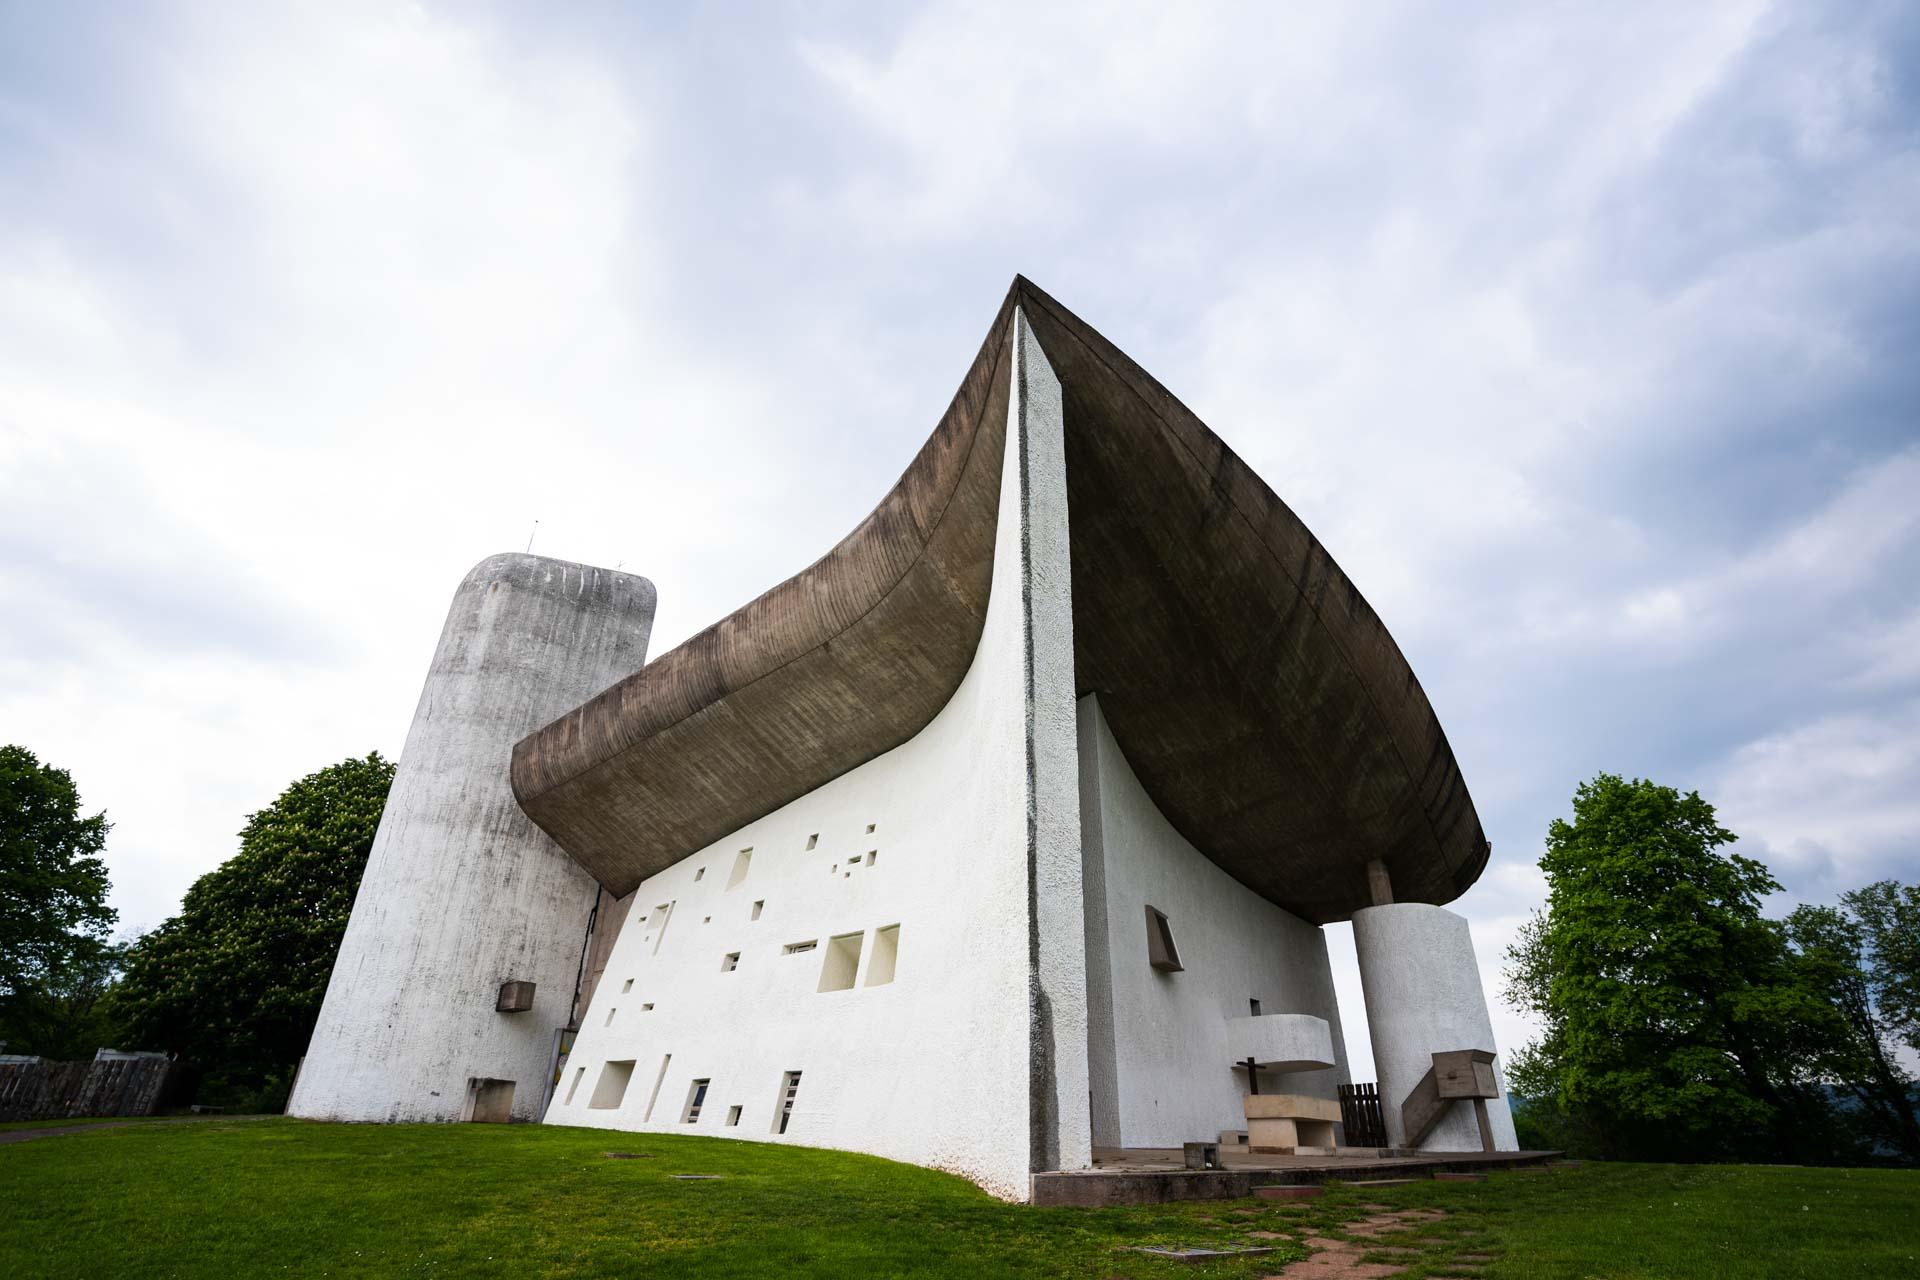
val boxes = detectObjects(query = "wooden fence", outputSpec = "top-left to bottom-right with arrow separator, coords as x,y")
0,1055 -> 174,1124
1338,1080 -> 1389,1148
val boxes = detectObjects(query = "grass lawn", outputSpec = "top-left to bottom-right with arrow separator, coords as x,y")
0,1119 -> 1912,1278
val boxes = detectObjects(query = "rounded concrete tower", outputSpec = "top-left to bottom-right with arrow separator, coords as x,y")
289,553 -> 655,1123
1352,903 -> 1518,1151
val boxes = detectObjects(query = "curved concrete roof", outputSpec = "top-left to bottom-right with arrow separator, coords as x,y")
510,278 -> 1487,924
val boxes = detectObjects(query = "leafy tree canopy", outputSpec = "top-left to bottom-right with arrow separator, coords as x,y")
1842,880 -> 1920,1054
108,753 -> 394,1102
1505,773 -> 1843,1162
0,744 -> 115,1002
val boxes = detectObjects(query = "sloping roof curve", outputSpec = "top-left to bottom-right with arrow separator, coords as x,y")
509,278 -> 1487,924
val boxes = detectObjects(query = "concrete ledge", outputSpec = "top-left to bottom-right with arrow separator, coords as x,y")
1030,1149 -> 1561,1207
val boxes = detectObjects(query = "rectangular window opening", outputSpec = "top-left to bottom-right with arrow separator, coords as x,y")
751,900 -> 764,921
650,903 -> 674,955
1250,997 -> 1263,1016
818,931 -> 863,992
463,1077 -> 516,1123
589,1059 -> 636,1111
866,850 -> 877,867
641,1054 -> 670,1121
605,1006 -> 617,1027
805,833 -> 818,850
694,867 -> 705,882
725,1104 -> 742,1127
641,1001 -> 655,1012
783,939 -> 817,955
621,978 -> 633,994
683,1077 -> 710,1124
1145,905 -> 1184,972
727,848 -> 753,889
722,952 -> 740,972
564,1065 -> 585,1106
774,1070 -> 802,1134
865,823 -> 876,834
865,924 -> 900,987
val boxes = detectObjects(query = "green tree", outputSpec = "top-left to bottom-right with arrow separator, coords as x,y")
0,744 -> 116,1054
1504,774 -> 1840,1162
1783,902 -> 1920,1161
108,753 -> 394,1107
1842,880 -> 1920,1054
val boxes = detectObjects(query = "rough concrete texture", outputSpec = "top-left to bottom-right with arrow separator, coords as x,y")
290,554 -> 655,1124
1077,696 -> 1352,1150
544,311 -> 1085,1200
514,278 -> 1489,925
1350,903 -> 1518,1151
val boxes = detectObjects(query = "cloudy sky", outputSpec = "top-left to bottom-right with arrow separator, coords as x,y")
3,1 -> 1915,1078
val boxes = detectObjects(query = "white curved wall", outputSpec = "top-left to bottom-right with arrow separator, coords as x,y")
1077,696 -> 1352,1149
290,553 -> 655,1123
1352,902 -> 1517,1151
542,309 -> 1089,1200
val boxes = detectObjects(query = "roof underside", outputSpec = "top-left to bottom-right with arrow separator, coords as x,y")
510,278 -> 1487,924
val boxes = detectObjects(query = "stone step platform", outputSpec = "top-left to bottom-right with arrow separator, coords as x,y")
1030,1147 -> 1563,1207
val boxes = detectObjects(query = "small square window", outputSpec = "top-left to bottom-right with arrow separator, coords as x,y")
806,834 -> 819,850
694,867 -> 705,882
621,978 -> 633,994
726,1105 -> 742,1126
752,900 -> 764,921
722,952 -> 740,972
865,823 -> 876,834
1249,998 -> 1262,1017
866,850 -> 877,867
641,1002 -> 655,1011
783,939 -> 817,955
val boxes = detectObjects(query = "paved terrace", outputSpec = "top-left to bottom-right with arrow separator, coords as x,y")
1031,1146 -> 1562,1206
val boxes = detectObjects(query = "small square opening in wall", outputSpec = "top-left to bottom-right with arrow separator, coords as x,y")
866,924 -> 900,986
865,823 -> 876,834
590,1060 -> 635,1110
621,979 -> 633,994
1145,905 -> 1183,972
1249,998 -> 1262,1016
641,1002 -> 654,1011
694,867 -> 705,882
805,833 -> 818,850
774,1070 -> 802,1134
722,952 -> 740,972
463,1077 -> 515,1123
866,850 -> 877,867
726,1105 -> 742,1126
683,1077 -> 710,1123
818,931 -> 863,992
783,939 -> 817,955
727,848 -> 753,889
605,1006 -> 618,1027
751,900 -> 764,921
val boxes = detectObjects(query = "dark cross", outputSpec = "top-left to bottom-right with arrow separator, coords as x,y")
1243,1056 -> 1260,1095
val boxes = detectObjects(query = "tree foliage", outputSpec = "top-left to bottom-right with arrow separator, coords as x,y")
0,744 -> 116,1054
1842,880 -> 1920,1055
108,753 -> 394,1104
1781,901 -> 1920,1161
1504,773 -> 1844,1162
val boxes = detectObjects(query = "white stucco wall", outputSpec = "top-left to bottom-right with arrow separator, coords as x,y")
1352,902 -> 1518,1151
544,308 -> 1089,1200
1077,695 -> 1353,1149
290,554 -> 655,1123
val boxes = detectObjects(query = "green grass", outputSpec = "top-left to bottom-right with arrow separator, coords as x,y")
0,1120 -> 1914,1278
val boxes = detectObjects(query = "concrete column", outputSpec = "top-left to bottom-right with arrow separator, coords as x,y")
290,553 -> 654,1123
1351,902 -> 1517,1151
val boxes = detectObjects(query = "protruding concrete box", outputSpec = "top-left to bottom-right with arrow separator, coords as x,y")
1224,1013 -> 1336,1074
